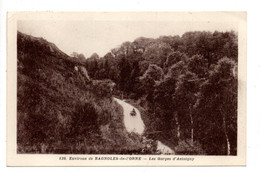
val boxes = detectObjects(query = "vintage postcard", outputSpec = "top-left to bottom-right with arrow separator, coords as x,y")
7,12 -> 247,166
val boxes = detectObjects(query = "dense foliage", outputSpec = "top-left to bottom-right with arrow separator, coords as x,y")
17,30 -> 238,155
17,32 -> 156,154
86,31 -> 238,155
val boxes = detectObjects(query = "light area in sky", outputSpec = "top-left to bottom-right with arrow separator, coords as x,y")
18,20 -> 237,57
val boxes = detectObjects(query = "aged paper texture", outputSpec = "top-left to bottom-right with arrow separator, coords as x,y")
7,12 -> 246,166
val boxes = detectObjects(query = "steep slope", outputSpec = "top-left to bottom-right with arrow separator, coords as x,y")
17,32 -> 154,154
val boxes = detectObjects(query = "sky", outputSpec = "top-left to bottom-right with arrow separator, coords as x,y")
18,20 -> 238,57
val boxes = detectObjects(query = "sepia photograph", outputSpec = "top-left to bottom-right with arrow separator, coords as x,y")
6,12 -> 247,166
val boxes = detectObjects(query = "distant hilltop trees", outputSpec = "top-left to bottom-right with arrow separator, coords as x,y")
85,31 -> 238,155
71,52 -> 87,63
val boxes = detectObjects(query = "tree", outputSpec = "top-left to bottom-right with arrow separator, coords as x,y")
118,57 -> 132,93
89,52 -> 100,59
164,51 -> 188,69
139,64 -> 164,94
85,54 -> 98,78
196,57 -> 237,155
173,71 -> 200,144
143,42 -> 172,67
150,61 -> 187,140
71,52 -> 86,63
187,54 -> 209,78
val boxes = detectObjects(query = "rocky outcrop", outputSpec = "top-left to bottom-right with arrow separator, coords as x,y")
79,66 -> 91,81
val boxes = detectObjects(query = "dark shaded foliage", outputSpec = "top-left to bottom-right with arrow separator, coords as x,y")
17,32 -> 154,154
85,31 -> 238,155
18,30 -> 237,155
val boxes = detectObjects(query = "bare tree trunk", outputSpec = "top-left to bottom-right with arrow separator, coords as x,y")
174,112 -> 180,139
221,109 -> 231,155
223,115 -> 230,155
189,104 -> 194,145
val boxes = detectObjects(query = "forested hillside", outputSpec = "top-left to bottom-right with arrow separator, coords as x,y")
85,31 -> 238,155
17,30 -> 238,155
17,32 -> 156,154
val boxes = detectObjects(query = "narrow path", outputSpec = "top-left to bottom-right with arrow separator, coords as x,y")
113,97 -> 145,135
113,97 -> 175,154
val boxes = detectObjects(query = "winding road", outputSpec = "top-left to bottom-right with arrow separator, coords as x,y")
113,97 -> 145,135
113,97 -> 175,155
